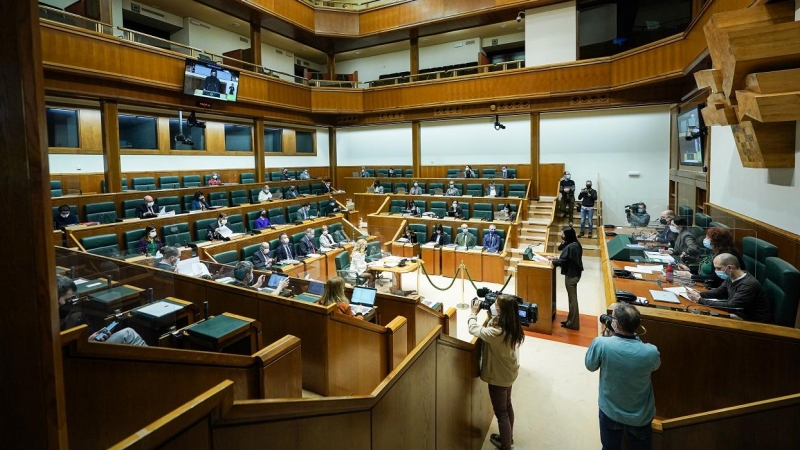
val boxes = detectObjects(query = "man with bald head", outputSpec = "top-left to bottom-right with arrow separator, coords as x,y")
687,253 -> 771,323
652,210 -> 676,243
135,195 -> 159,219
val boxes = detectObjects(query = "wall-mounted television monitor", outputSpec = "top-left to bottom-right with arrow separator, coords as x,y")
183,59 -> 239,102
677,106 -> 704,166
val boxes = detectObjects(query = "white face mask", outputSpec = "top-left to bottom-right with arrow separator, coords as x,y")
414,183 -> 418,187
282,238 -> 289,244
262,248 -> 270,254
462,228 -> 468,234
146,202 -> 154,207
669,225 -> 679,233
452,203 -> 458,208
213,175 -> 218,179
322,230 -> 328,235
490,304 -> 498,316
149,231 -> 157,238
60,213 -> 69,218
220,219 -> 227,225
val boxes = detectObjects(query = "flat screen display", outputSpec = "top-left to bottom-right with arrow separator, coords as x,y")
267,273 -> 288,289
351,286 -> 377,306
183,59 -> 240,102
677,107 -> 704,166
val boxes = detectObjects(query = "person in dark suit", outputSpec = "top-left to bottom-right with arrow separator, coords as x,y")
320,180 -> 333,194
325,197 -> 341,215
406,199 -> 421,216
464,165 -> 476,178
231,261 -> 266,290
276,233 -> 295,261
155,246 -> 180,272
402,225 -> 418,244
250,242 -> 274,270
501,165 -> 510,179
360,166 -> 370,178
280,168 -> 292,181
284,186 -> 299,199
429,224 -> 450,246
135,195 -> 159,219
206,213 -> 229,241
298,229 -> 317,256
296,203 -> 312,221
485,181 -> 504,197
663,217 -> 700,265
387,167 -> 396,178
449,200 -> 463,219
137,225 -> 163,256
483,224 -> 502,253
202,69 -> 221,94
54,205 -> 79,230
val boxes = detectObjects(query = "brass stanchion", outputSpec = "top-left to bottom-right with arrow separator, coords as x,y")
456,261 -> 469,309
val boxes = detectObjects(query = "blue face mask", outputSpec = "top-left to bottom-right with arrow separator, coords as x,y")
489,230 -> 495,234
715,268 -> 729,280
703,238 -> 712,249
638,208 -> 644,214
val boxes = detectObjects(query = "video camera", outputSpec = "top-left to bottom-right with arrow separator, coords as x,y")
624,202 -> 646,217
474,287 -> 538,326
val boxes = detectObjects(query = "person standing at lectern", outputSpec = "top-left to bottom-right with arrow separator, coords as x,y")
548,227 -> 584,330
202,69 -> 221,94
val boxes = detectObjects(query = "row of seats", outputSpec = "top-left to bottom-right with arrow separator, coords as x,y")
446,168 -> 516,179
357,168 -> 516,179
389,200 -> 517,220
357,169 -> 414,178
377,181 -> 526,198
402,223 -> 506,246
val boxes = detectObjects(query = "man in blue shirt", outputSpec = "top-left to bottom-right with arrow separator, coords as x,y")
585,303 -> 661,450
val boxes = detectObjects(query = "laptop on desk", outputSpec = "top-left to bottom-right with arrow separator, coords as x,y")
294,280 -> 324,302
350,286 -> 377,316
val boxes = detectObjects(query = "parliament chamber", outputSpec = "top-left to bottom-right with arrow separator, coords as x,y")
5,0 -> 800,449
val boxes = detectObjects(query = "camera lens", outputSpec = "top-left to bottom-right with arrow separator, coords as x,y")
599,314 -> 613,328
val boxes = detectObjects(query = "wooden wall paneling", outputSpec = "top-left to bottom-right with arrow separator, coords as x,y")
253,119 -> 266,183
79,107 -> 103,151
412,121 -> 421,177
375,296 -> 420,352
538,163 -> 564,197
414,306 -> 445,351
101,100 -> 122,193
116,40 -> 185,90
315,10 -> 359,36
282,128 -> 297,155
327,316 -> 388,396
268,0 -> 315,31
204,121 -> 226,152
157,117 -> 171,152
260,335 -> 303,399
328,126 -> 337,184
311,90 -> 363,113
1,1 -> 66,447
436,337 -> 475,450
530,112 -> 540,199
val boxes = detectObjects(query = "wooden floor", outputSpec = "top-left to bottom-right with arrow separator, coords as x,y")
525,310 -> 598,348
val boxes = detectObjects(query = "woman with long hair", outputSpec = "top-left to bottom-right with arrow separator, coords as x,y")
469,294 -> 524,450
318,277 -> 363,320
136,225 -> 162,256
548,226 -> 584,330
675,227 -> 745,287
351,239 -> 375,287
191,190 -> 210,211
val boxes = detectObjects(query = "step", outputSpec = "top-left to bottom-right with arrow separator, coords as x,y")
527,218 -> 550,225
520,226 -> 548,234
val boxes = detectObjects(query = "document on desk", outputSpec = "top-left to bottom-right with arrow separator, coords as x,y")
663,286 -> 690,300
624,265 -> 661,274
645,251 -> 675,263
137,301 -> 183,318
74,279 -> 88,285
649,290 -> 681,304
216,226 -> 233,239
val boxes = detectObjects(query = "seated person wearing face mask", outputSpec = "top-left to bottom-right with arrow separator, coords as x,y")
191,191 -> 211,211
627,202 -> 651,227
675,227 -> 745,287
445,182 -> 460,196
652,210 -> 677,243
280,168 -> 292,181
284,185 -> 299,199
402,225 -> 418,244
207,172 -> 222,186
662,217 -> 699,264
320,181 -> 333,194
325,197 -> 341,215
455,224 -> 477,248
276,233 -> 295,261
254,209 -> 272,229
57,275 -> 147,346
501,203 -> 517,222
387,167 -> 396,178
483,225 -> 502,253
686,253 -> 771,323
296,203 -> 313,221
360,166 -> 370,178
299,169 -> 311,180
409,181 -> 423,195
231,261 -> 268,290
257,184 -> 273,202
54,205 -> 79,230
449,200 -> 463,219
298,229 -> 318,256
371,180 -> 384,194
319,225 -> 337,250
207,213 -> 230,241
464,165 -> 476,178
135,195 -> 159,219
155,246 -> 180,272
485,181 -> 503,197
405,199 -> 421,217
429,224 -> 450,245
137,225 -> 163,256
250,243 -> 274,270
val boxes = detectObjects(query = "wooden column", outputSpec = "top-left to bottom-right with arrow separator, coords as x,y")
0,0 -> 67,447
410,33 -> 419,75
249,23 -> 262,67
85,0 -> 114,24
101,100 -> 122,193
412,121 -> 421,177
327,53 -> 336,80
254,119 -> 266,182
530,112 -> 540,199
329,126 -> 337,184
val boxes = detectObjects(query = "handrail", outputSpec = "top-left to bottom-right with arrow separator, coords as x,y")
363,60 -> 526,87
653,393 -> 800,432
298,0 -> 407,10
39,4 -> 113,34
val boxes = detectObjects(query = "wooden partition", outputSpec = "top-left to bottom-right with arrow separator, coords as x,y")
374,289 -> 457,352
112,326 -> 494,450
538,163 -> 564,198
60,325 -> 302,450
344,177 -> 531,206
335,166 -> 414,191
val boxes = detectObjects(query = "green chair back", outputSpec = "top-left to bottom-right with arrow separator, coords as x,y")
161,222 -> 191,247
159,176 -> 180,189
182,175 -> 201,188
473,203 -> 493,221
230,190 -> 249,206
122,199 -> 140,219
80,233 -> 119,257
84,202 -> 117,224
678,205 -> 694,226
209,191 -> 229,207
212,250 -> 238,265
762,257 -> 800,327
227,214 -> 245,233
268,207 -> 286,225
193,218 -> 217,242
240,173 -> 255,184
124,229 -> 145,252
132,177 -> 156,191
742,237 -> 779,285
157,196 -> 181,214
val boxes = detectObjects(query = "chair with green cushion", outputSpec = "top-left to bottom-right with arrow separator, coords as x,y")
708,221 -> 729,229
182,175 -> 201,188
240,173 -> 255,184
508,183 -> 526,198
762,257 -> 800,327
159,176 -> 180,189
80,233 -> 119,257
287,170 -> 297,179
410,223 -> 427,244
268,238 -> 280,258
51,180 -> 62,197
318,201 -> 332,215
404,169 -> 413,178
246,211 -> 261,230
157,196 -> 181,214
413,200 -> 426,212
161,222 -> 191,247
440,226 -> 453,238
227,214 -> 245,233
132,177 -> 156,191
270,187 -> 283,197
268,207 -> 286,225
204,175 -> 213,185
678,206 -> 694,227
230,190 -> 249,206
291,232 -> 305,245
183,195 -> 195,212
466,183 -> 483,197
377,169 -> 388,177
742,237 -> 779,285
390,200 -> 406,213
473,203 -> 493,221
507,168 -> 517,179
101,178 -> 129,193
209,192 -> 228,207
466,227 -> 479,244
447,169 -> 459,178
311,182 -> 324,195
451,182 -> 463,194
380,181 -> 392,192
122,200 -> 141,219
481,228 -> 505,250
430,201 -> 447,217
193,218 -> 217,242
366,169 -> 375,177
365,241 -> 382,263
481,168 -> 496,178
270,171 -> 283,182
688,226 -> 705,241
249,188 -> 263,203
695,213 -> 712,229
124,229 -> 145,253
241,243 -> 262,262
413,182 -> 426,193
428,182 -> 444,194
211,250 -> 238,265
459,202 -> 471,220
394,182 -> 408,193
308,203 -> 319,217
334,250 -> 366,286
84,202 -> 117,224
298,184 -> 311,195
287,205 -> 302,222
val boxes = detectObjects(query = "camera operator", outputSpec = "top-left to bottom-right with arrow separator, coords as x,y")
469,294 -> 524,450
585,303 -> 661,450
626,203 -> 651,228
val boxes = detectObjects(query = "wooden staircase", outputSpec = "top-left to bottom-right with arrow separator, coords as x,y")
545,200 -> 602,257
506,198 -> 555,275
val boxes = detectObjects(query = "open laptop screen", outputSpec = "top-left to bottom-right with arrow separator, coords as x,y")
307,280 -> 324,295
351,286 -> 377,307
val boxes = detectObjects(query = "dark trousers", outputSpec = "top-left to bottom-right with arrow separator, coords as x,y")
599,410 -> 652,450
564,276 -> 581,329
489,384 -> 514,450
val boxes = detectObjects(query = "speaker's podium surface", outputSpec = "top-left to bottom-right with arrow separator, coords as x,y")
606,234 -> 646,261
515,260 -> 556,335
180,312 -> 262,355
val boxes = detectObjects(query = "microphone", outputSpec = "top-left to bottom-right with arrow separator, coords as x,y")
147,287 -> 154,304
70,265 -> 75,279
203,301 -> 209,320
106,275 -> 112,289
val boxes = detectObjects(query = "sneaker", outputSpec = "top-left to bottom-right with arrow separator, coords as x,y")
490,433 -> 515,449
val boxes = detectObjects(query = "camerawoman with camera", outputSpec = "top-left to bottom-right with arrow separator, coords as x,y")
469,291 -> 534,450
585,303 -> 661,449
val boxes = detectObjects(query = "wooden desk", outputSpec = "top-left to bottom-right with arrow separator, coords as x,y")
391,241 -> 419,258
458,247 -> 483,282
441,246 -> 456,278
420,244 -> 441,276
180,312 -> 261,355
300,254 -> 325,280
516,261 -> 556,335
84,284 -> 145,314
482,252 -> 506,284
125,297 -> 197,345
368,259 -> 421,292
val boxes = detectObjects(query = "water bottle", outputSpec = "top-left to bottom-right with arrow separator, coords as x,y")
665,264 -> 674,284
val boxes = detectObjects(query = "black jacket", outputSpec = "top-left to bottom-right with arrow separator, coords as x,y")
54,212 -> 79,230
135,202 -> 160,219
325,202 -> 340,215
250,250 -> 272,270
552,241 -> 584,277
298,237 -> 317,256
559,179 -> 576,201
429,232 -> 450,246
276,242 -> 295,261
578,188 -> 598,207
206,220 -> 227,241
700,273 -> 771,323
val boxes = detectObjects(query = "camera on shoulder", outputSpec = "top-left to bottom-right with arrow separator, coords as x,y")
474,287 -> 538,326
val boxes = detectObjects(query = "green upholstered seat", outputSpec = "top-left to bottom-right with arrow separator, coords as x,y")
473,203 -> 493,221
762,257 -> 800,327
270,171 -> 282,182
390,200 -> 406,213
159,176 -> 180,189
410,223 -> 427,243
413,200 -> 426,212
366,241 -> 382,262
52,205 -> 79,224
186,314 -> 248,346
335,250 -> 350,270
249,188 -> 261,203
183,195 -> 195,212
742,237 -> 779,285
124,229 -> 145,252
240,173 -> 255,184
101,178 -> 128,193
80,233 -> 119,257
230,190 -> 249,206
458,202 -> 471,220
365,169 -> 375,177
311,182 -> 324,195
286,204 -> 302,222
193,218 -> 217,242
157,196 -> 181,214
268,207 -> 286,225
447,169 -> 459,178
227,214 -> 245,233
121,199 -> 140,219
241,243 -> 262,261
212,250 -> 238,265
182,175 -> 201,188
506,168 -> 517,178
466,183 -> 483,197
695,213 -> 712,229
394,182 -> 408,193
246,211 -> 261,230
50,180 -> 62,197
84,202 -> 118,224
708,221 -> 729,229
132,177 -> 156,191
430,201 -> 447,217
204,174 -> 213,185
428,183 -> 443,194
508,183 -> 526,198
678,205 -> 693,226
209,192 -> 229,207
688,226 -> 705,241
161,222 -> 191,247
404,169 -> 413,178
481,168 -> 496,178
377,169 -> 388,177
291,232 -> 305,245
287,170 -> 297,179
298,184 -> 311,195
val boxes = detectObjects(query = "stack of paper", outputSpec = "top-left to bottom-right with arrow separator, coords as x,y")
645,251 -> 675,263
649,290 -> 681,304
663,286 -> 690,300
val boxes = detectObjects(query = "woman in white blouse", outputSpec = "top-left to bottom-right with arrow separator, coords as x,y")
350,239 -> 375,287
